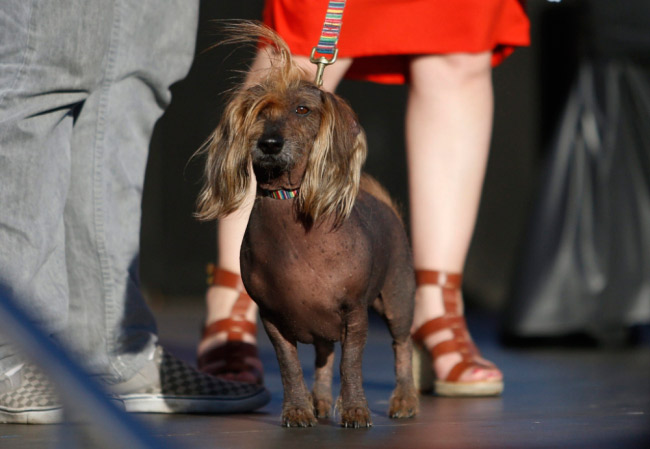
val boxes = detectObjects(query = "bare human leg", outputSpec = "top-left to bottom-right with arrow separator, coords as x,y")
406,52 -> 503,394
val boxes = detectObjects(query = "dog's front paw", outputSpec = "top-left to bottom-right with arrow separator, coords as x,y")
282,405 -> 317,427
388,386 -> 419,419
340,406 -> 372,428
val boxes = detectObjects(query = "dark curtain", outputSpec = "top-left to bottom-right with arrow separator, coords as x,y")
504,0 -> 650,344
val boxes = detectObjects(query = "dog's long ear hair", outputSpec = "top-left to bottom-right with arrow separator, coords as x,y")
298,92 -> 368,228
195,91 -> 254,221
196,21 -> 305,221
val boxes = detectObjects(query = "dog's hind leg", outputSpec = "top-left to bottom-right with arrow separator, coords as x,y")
262,318 -> 317,427
312,340 -> 335,418
377,287 -> 419,418
388,336 -> 419,418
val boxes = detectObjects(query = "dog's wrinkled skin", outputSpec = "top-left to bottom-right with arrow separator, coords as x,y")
197,23 -> 419,428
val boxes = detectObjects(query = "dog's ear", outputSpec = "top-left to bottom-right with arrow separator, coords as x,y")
299,91 -> 368,227
196,90 -> 254,221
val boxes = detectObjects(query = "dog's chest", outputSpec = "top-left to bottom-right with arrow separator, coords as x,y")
240,199 -> 376,342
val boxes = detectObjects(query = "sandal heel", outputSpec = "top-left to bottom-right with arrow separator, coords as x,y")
412,342 -> 434,393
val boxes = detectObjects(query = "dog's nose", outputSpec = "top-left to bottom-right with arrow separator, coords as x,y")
258,135 -> 284,155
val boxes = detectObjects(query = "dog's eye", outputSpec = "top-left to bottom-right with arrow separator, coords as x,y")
295,106 -> 310,116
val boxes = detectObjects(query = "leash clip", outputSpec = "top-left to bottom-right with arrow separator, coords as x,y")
310,47 -> 338,87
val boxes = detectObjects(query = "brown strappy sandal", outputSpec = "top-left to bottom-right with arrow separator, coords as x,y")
411,270 -> 503,396
197,265 -> 264,385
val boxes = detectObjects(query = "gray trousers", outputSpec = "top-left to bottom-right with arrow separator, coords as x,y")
0,0 -> 198,383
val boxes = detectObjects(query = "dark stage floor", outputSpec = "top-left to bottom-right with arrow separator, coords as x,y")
1,298 -> 649,448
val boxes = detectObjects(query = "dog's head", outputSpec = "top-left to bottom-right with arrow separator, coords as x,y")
196,23 -> 367,228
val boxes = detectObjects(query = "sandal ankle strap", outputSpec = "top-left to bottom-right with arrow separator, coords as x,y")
415,270 -> 462,289
206,264 -> 246,291
204,264 -> 255,341
411,315 -> 466,342
202,318 -> 257,341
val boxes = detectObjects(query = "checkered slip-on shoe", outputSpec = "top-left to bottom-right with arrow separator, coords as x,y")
113,346 -> 270,414
0,365 -> 63,424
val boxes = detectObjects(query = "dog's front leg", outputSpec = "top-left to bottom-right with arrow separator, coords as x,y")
338,308 -> 372,428
262,318 -> 317,427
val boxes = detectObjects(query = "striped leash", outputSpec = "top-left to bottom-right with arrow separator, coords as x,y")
309,0 -> 347,87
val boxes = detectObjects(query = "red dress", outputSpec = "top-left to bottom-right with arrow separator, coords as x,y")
263,0 -> 530,84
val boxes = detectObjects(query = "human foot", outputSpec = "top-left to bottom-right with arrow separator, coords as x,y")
116,346 -> 269,413
411,270 -> 503,396
197,266 -> 263,385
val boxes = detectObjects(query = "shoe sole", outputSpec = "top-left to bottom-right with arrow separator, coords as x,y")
0,406 -> 63,424
412,344 -> 504,397
435,379 -> 504,397
119,389 -> 271,414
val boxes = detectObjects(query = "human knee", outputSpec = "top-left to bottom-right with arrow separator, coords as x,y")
410,52 -> 492,93
439,52 -> 492,76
